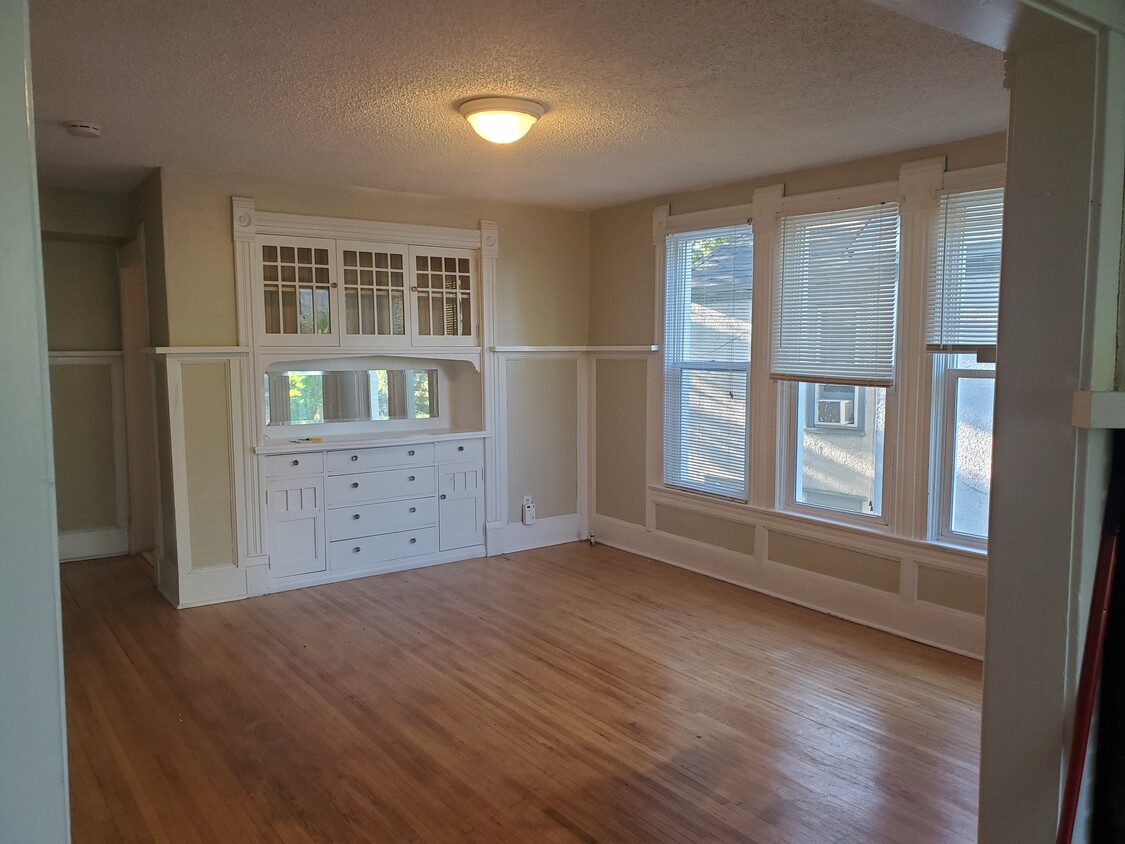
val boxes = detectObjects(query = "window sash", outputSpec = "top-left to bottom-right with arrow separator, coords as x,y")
663,362 -> 749,501
663,224 -> 753,501
772,202 -> 900,387
926,187 -> 1004,354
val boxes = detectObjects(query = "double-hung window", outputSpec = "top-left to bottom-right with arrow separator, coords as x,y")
662,225 -> 754,500
927,187 -> 1003,546
772,202 -> 900,519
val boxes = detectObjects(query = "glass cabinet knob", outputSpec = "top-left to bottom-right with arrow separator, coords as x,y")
458,446 -> 465,452
352,546 -> 361,553
408,475 -> 415,482
351,455 -> 359,461
291,459 -> 300,466
409,537 -> 417,544
409,506 -> 416,513
440,494 -> 447,500
351,482 -> 359,489
408,450 -> 415,456
352,513 -> 360,520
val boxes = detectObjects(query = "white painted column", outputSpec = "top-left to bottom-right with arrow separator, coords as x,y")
0,0 -> 72,839
980,27 -> 1125,843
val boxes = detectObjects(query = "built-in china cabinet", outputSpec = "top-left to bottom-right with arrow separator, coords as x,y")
155,200 -> 499,608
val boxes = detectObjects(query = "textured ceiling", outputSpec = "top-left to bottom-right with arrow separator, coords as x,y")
29,0 -> 1007,210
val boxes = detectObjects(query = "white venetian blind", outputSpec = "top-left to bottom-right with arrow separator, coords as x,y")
663,225 -> 753,500
926,187 -> 1004,353
771,202 -> 900,387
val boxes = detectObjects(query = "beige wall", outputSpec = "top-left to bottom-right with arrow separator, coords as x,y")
42,238 -> 121,351
917,566 -> 986,615
128,171 -> 170,347
588,132 -> 1007,346
506,358 -> 579,522
158,168 -> 590,347
49,364 -> 117,532
589,133 -> 1005,603
595,357 -> 648,526
39,185 -> 129,240
180,362 -> 235,569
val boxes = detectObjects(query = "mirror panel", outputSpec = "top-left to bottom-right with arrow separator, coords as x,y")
264,368 -> 438,426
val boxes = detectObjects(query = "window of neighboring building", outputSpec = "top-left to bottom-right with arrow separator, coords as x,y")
927,187 -> 1003,547
662,224 -> 753,500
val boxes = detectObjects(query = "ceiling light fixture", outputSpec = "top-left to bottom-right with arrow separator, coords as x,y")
459,97 -> 545,144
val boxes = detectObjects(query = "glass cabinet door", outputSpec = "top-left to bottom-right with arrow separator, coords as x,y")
336,240 -> 410,348
257,235 -> 338,346
409,246 -> 477,346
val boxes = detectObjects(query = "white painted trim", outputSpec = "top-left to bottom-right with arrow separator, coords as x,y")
649,483 -> 985,574
155,346 -> 249,356
664,203 -> 755,235
491,345 -> 658,353
58,527 -> 128,562
266,545 -> 486,594
491,514 -> 583,554
46,350 -> 123,358
589,513 -> 984,658
576,356 -> 590,539
941,162 -> 1007,194
780,180 -> 900,216
1072,389 -> 1125,428
253,209 -> 483,249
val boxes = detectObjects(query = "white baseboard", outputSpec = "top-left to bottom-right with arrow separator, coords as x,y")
590,514 -> 985,659
58,526 -> 128,562
490,513 -> 584,555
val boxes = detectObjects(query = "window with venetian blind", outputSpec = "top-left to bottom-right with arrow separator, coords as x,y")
662,224 -> 753,501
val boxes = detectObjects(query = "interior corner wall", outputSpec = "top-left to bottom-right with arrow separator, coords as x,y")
129,170 -> 170,348
38,184 -> 130,240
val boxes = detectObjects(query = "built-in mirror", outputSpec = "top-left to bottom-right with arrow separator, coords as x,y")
264,368 -> 438,426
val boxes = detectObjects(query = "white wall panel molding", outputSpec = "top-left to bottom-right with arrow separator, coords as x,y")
589,513 -> 985,658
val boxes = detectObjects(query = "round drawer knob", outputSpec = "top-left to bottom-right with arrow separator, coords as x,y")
440,494 -> 447,500
409,537 -> 417,544
352,513 -> 360,520
291,459 -> 300,466
409,507 -> 416,513
352,546 -> 361,553
351,455 -> 359,462
351,482 -> 359,489
408,475 -> 415,482
458,446 -> 465,452
408,450 -> 415,456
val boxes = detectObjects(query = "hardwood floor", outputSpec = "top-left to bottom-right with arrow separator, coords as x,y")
62,543 -> 981,843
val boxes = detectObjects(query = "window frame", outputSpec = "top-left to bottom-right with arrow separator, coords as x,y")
660,221 -> 755,503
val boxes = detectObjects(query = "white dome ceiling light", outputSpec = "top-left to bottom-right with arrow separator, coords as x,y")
459,97 -> 545,144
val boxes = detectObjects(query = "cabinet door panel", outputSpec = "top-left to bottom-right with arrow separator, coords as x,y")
266,479 -> 326,578
408,246 -> 477,347
337,240 -> 411,349
257,236 -> 338,347
438,464 -> 484,550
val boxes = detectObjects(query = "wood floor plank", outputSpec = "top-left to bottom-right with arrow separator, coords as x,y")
63,543 -> 980,843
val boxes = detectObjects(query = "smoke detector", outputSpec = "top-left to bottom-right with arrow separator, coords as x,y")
64,121 -> 102,139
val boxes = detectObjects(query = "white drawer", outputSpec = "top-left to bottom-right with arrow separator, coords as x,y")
326,443 -> 435,474
325,466 -> 436,506
262,452 -> 324,479
329,527 -> 439,571
326,496 -> 437,540
435,438 -> 483,464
